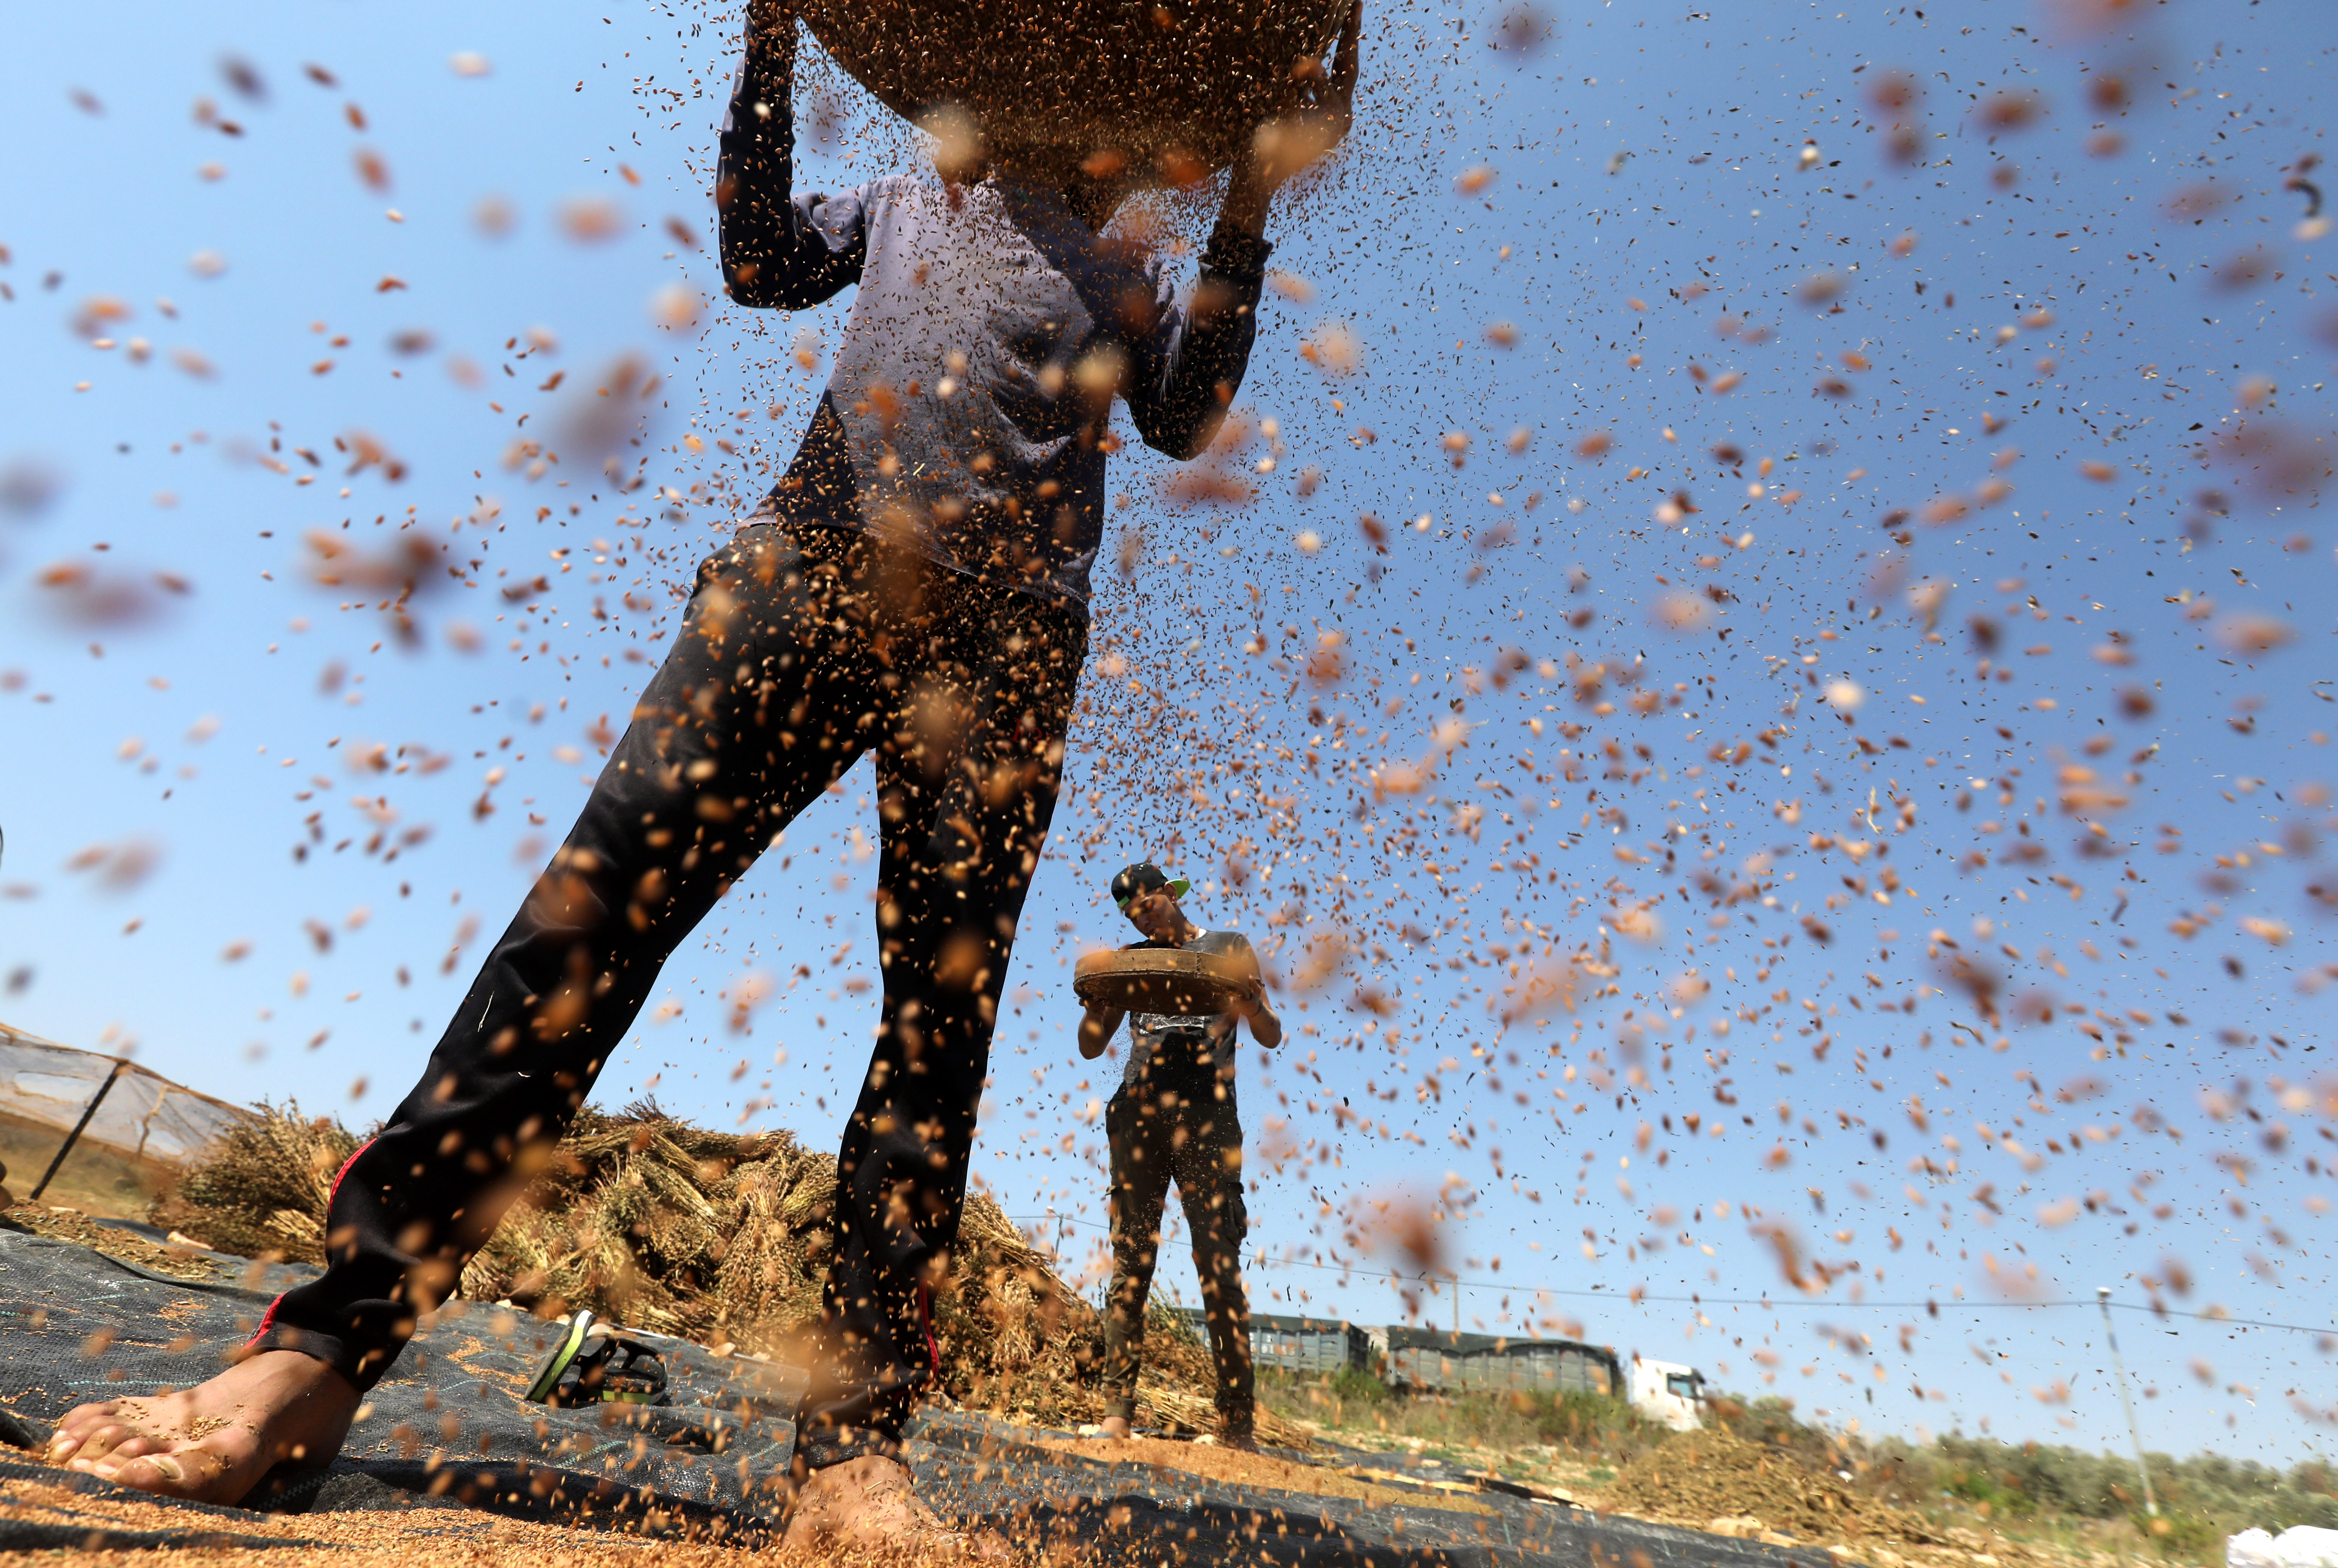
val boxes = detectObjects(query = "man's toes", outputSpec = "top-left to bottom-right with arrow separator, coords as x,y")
59,1420 -> 143,1468
962,1526 -> 1014,1563
776,1521 -> 830,1560
85,1434 -> 166,1473
107,1451 -> 205,1493
60,1399 -> 125,1428
47,1405 -> 121,1459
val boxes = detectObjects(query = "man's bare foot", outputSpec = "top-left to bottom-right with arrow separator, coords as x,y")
1096,1414 -> 1132,1440
781,1455 -> 1005,1562
45,1349 -> 359,1505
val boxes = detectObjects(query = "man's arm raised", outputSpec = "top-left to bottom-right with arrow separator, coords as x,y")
1220,0 -> 1363,239
717,0 -> 868,308
1124,2 -> 1364,458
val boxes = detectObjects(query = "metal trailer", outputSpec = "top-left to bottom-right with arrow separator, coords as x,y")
1383,1328 -> 1623,1398
1172,1309 -> 1371,1375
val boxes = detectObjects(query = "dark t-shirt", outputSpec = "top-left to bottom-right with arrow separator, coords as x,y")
1119,929 -> 1254,1104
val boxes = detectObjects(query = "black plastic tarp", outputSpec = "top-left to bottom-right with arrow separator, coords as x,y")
0,1229 -> 1848,1567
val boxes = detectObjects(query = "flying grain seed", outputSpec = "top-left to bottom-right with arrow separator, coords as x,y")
650,283 -> 703,331
558,198 -> 623,242
916,103 -> 986,184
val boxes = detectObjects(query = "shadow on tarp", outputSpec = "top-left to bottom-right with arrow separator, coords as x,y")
0,1229 -> 1857,1566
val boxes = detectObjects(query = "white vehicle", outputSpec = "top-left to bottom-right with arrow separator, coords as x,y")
1629,1355 -> 1708,1431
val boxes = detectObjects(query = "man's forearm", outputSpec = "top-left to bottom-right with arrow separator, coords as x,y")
735,4 -> 793,102
1219,159 -> 1270,241
1125,218 -> 1268,458
717,16 -> 795,303
1079,1006 -> 1122,1060
718,14 -> 866,310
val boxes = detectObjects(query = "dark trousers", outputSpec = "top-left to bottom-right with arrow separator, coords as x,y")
253,520 -> 1086,1470
1099,1078 -> 1253,1435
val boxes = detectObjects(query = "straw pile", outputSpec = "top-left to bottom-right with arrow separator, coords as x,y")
154,1102 -> 1308,1445
148,1101 -> 357,1265
1605,1425 -> 1946,1545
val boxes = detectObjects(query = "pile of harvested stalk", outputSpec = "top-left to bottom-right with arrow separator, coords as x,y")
153,1101 -> 1308,1445
1605,1425 -> 1946,1546
148,1100 -> 358,1264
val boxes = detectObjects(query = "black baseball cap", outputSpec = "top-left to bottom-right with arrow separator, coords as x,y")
1110,861 -> 1190,911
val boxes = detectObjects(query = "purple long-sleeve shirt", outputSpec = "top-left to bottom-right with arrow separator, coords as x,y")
717,33 -> 1271,606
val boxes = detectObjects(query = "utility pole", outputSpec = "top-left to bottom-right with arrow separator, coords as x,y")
2096,1286 -> 2159,1518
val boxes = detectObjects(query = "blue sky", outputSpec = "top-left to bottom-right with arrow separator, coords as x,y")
3,0 -> 2336,1465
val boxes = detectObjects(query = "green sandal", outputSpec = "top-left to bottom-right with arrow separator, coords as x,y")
524,1309 -> 672,1406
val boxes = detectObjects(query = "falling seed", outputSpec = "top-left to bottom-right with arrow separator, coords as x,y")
650,283 -> 703,331
558,198 -> 623,242
1268,270 -> 1315,304
473,196 -> 516,236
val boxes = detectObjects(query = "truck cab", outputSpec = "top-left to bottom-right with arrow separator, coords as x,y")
1628,1355 -> 1707,1431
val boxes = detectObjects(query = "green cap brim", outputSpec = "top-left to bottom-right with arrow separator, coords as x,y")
1117,876 -> 1191,910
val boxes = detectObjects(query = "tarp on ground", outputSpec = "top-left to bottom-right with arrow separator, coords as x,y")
0,1227 -> 1850,1566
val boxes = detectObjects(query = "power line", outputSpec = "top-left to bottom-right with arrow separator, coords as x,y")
1001,1215 -> 2336,1336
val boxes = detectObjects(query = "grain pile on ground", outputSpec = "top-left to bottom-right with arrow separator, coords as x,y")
1035,1434 -> 1495,1517
0,1202 -> 225,1281
150,1102 -> 1308,1445
0,1470 -> 778,1566
1604,1425 -> 1946,1547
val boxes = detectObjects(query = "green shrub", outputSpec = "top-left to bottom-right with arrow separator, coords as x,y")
1268,1363 -> 2338,1544
1531,1389 -> 1672,1465
2139,1509 -> 2220,1563
1255,1375 -> 1673,1466
1942,1463 -> 2038,1518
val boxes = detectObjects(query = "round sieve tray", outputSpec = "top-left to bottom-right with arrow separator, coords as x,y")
1073,946 -> 1247,1015
793,0 -> 1350,176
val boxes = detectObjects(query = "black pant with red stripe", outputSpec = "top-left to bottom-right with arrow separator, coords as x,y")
252,519 -> 1085,1472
